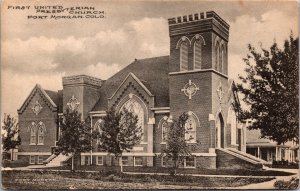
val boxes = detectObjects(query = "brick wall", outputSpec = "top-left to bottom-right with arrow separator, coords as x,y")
18,90 -> 57,153
169,71 -> 212,153
216,149 -> 262,170
169,32 -> 213,72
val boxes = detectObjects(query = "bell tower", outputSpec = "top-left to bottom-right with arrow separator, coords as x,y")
168,11 -> 231,153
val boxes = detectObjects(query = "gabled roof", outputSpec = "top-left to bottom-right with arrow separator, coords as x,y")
18,84 -> 60,114
108,72 -> 154,100
92,56 -> 170,111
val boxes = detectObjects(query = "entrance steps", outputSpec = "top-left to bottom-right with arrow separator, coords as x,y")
216,148 -> 264,170
226,148 -> 267,164
45,153 -> 73,167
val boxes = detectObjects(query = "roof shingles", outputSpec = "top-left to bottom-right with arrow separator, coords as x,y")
92,56 -> 170,111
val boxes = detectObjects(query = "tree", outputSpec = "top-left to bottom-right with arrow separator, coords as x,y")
237,35 -> 299,144
97,107 -> 142,172
161,113 -> 191,175
57,109 -> 92,171
2,114 -> 21,160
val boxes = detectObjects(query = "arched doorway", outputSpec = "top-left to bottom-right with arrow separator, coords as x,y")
216,113 -> 225,148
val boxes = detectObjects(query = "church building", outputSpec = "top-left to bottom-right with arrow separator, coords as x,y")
17,11 -> 265,169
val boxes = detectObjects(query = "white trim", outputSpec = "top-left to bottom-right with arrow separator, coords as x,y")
109,73 -> 154,100
208,114 -> 215,121
89,111 -> 106,116
58,113 -> 63,116
29,143 -> 36,145
176,36 -> 191,49
191,34 -> 206,46
38,84 -> 58,107
17,152 -> 51,155
155,152 -> 216,157
150,107 -> 170,111
154,110 -> 170,114
37,143 -> 44,145
133,156 -> 143,166
169,69 -> 228,78
184,156 -> 196,168
96,156 -> 104,165
81,152 -> 155,157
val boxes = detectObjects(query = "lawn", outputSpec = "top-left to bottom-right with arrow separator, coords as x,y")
41,165 -> 295,176
2,170 -> 274,189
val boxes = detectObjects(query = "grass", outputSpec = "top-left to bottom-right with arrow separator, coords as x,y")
2,170 -> 274,189
41,165 -> 295,176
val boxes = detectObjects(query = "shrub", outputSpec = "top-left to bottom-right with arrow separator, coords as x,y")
274,177 -> 299,189
2,159 -> 28,168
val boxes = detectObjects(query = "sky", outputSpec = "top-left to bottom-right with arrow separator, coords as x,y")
1,0 -> 298,117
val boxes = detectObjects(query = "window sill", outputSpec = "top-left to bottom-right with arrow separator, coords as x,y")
96,163 -> 103,166
139,142 -> 148,145
134,164 -> 143,167
29,143 -> 36,145
160,142 -> 166,144
37,143 -> 44,145
186,141 -> 197,144
184,166 -> 196,169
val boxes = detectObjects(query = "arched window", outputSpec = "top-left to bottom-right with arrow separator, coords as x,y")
121,99 -> 145,140
228,106 -> 237,145
29,122 -> 36,145
94,119 -> 103,144
216,113 -> 225,148
215,42 -> 220,71
220,45 -> 225,73
185,112 -> 198,143
194,40 -> 202,70
180,41 -> 189,71
159,116 -> 168,143
37,122 -> 46,145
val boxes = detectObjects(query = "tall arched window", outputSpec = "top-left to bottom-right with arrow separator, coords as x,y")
29,122 -> 36,145
180,41 -> 189,71
94,119 -> 103,144
159,116 -> 168,143
194,40 -> 202,70
228,106 -> 237,145
37,122 -> 46,145
185,112 -> 198,143
121,99 -> 145,140
220,45 -> 225,73
215,42 -> 220,71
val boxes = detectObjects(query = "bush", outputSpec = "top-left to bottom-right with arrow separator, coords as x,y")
2,159 -> 28,168
274,177 -> 299,189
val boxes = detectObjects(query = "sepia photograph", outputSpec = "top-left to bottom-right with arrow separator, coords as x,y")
1,0 -> 299,189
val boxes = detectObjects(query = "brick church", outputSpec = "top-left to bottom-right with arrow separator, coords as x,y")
17,11 -> 266,169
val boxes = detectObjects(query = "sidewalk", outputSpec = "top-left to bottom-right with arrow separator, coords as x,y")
237,167 -> 299,189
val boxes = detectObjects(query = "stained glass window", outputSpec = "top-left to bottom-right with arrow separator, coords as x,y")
37,122 -> 45,145
30,122 -> 36,144
161,120 -> 168,143
94,119 -> 103,144
121,99 -> 144,140
185,114 -> 197,143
